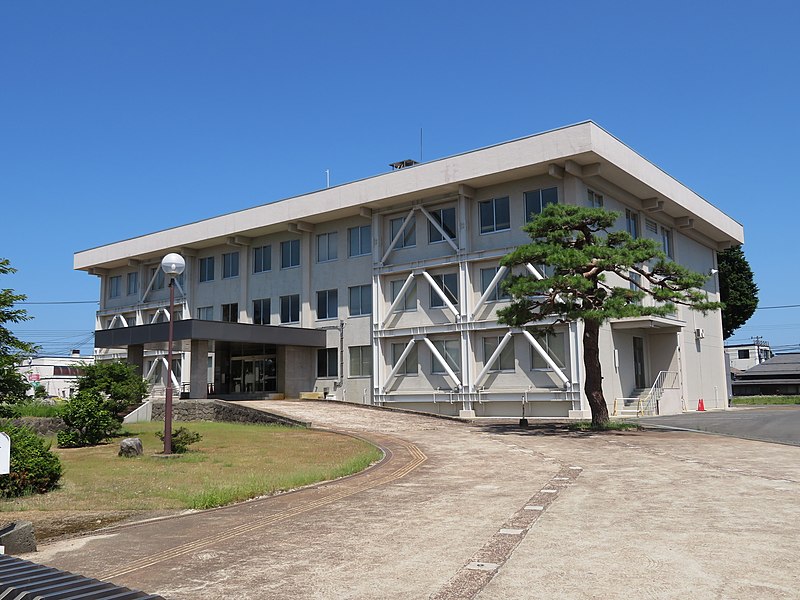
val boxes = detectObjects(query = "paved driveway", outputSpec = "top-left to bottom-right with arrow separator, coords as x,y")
639,405 -> 800,446
25,401 -> 800,599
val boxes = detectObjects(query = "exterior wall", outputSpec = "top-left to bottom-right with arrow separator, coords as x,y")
17,355 -> 95,399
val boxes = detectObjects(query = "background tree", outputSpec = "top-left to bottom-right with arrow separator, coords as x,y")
0,258 -> 37,403
76,360 -> 148,416
498,204 -> 719,428
717,245 -> 758,339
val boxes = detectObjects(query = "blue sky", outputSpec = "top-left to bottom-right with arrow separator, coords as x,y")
2,0 -> 798,354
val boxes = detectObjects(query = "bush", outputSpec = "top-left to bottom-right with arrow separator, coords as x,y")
57,390 -> 121,448
77,361 -> 148,416
0,420 -> 62,497
155,426 -> 202,454
0,403 -> 20,419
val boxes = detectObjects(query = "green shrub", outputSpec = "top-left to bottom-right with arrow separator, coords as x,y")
57,390 -> 121,448
0,403 -> 20,419
0,420 -> 62,497
156,426 -> 202,454
77,361 -> 148,416
15,402 -> 60,418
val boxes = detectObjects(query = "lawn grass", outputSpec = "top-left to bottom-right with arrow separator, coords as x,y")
569,420 -> 642,432
731,395 -> 800,406
14,403 -> 61,418
1,421 -> 382,514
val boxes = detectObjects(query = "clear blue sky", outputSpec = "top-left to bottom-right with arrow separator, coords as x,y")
2,0 -> 798,355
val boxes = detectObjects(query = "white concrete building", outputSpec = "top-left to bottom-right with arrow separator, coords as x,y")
74,122 -> 743,417
18,352 -> 95,399
725,341 -> 773,372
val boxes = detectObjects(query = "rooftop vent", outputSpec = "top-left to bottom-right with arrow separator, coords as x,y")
389,159 -> 419,170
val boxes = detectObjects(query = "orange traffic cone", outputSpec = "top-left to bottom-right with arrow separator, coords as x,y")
697,398 -> 705,411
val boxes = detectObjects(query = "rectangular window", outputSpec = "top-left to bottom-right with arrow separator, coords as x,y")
222,251 -> 240,279
127,272 -> 138,296
280,294 -> 300,323
222,303 -> 238,323
429,273 -> 459,308
253,298 -> 271,325
149,267 -> 166,290
197,306 -> 213,320
531,332 -> 567,370
479,197 -> 510,234
391,342 -> 418,375
348,224 -> 371,257
431,339 -> 461,374
480,267 -> 510,301
349,346 -> 372,377
253,245 -> 272,273
428,206 -> 457,243
390,279 -> 416,312
317,289 -> 338,320
626,209 -> 640,239
348,284 -> 372,316
629,270 -> 643,305
737,349 -> 750,359
390,216 -> 416,249
316,232 -> 338,263
588,189 -> 604,208
317,348 -> 338,378
281,239 -> 300,269
483,336 -> 515,372
108,275 -> 121,299
524,187 -> 558,221
645,218 -> 658,234
661,227 -> 673,259
199,257 -> 214,282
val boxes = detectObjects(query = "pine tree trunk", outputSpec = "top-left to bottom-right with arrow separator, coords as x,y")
583,319 -> 610,427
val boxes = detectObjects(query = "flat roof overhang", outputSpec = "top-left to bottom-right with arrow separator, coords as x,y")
94,320 -> 326,348
609,316 -> 686,331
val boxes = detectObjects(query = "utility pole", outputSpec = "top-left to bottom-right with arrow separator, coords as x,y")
751,336 -> 764,364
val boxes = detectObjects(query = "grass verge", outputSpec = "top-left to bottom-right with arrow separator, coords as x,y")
569,420 -> 642,432
1,421 -> 382,538
730,395 -> 800,406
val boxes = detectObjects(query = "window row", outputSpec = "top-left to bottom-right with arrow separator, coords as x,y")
108,268 -> 186,299
389,267 -> 510,311
316,346 -> 373,379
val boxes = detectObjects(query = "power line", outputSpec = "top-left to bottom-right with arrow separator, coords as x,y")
755,304 -> 800,310
16,300 -> 98,305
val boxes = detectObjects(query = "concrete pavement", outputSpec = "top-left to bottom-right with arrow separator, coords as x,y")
23,401 -> 800,599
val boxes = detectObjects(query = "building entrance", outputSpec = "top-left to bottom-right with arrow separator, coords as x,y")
229,354 -> 277,393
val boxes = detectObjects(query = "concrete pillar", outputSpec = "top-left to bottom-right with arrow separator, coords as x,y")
190,339 -> 209,399
128,344 -> 144,377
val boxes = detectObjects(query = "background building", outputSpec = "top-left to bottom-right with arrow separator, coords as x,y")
74,122 -> 744,417
725,340 -> 773,372
17,351 -> 95,399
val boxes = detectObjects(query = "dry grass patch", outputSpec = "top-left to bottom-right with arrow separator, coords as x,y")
0,421 -> 381,539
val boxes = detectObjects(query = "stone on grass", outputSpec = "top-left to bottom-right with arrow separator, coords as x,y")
0,521 -> 36,554
119,437 -> 143,457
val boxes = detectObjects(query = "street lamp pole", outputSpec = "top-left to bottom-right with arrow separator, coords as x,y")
160,253 -> 185,455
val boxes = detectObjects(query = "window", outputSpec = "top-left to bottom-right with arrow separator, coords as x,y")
197,306 -> 213,320
149,267 -> 166,290
479,197 -> 510,234
661,227 -> 673,259
349,346 -> 372,377
588,189 -> 604,208
317,289 -> 338,320
199,257 -> 215,282
391,342 -> 418,375
253,298 -> 271,325
428,206 -> 456,243
645,219 -> 658,234
349,284 -> 372,316
390,279 -> 416,312
222,303 -> 238,323
738,349 -> 750,360
108,276 -> 121,298
531,332 -> 566,370
480,267 -> 510,301
280,294 -> 300,323
317,348 -> 337,378
390,216 -> 416,248
626,209 -> 640,239
317,232 -> 338,263
348,225 -> 371,257
431,339 -> 461,374
222,252 -> 240,279
253,245 -> 272,273
629,271 -> 643,304
429,273 -> 458,308
127,272 -> 138,296
281,239 -> 300,269
483,336 -> 515,371
524,187 -> 558,221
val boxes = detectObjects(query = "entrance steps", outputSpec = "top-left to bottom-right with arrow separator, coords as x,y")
617,388 -> 650,416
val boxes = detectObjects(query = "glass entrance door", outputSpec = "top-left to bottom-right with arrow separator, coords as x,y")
229,354 -> 277,393
633,336 -> 647,389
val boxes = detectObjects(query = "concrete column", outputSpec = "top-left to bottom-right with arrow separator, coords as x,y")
128,344 -> 144,377
189,339 -> 209,399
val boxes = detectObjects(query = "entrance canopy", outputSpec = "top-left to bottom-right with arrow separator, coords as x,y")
94,319 -> 326,348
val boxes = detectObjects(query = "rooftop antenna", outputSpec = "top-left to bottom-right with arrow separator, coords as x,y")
325,169 -> 330,188
420,127 -> 424,162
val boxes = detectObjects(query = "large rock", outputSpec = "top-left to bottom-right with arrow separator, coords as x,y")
118,437 -> 143,457
0,521 -> 36,554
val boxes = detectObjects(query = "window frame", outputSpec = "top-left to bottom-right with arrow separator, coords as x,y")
222,251 -> 240,279
316,231 -> 338,263
196,306 -> 213,320
479,196 -> 511,234
390,216 -> 416,249
480,267 -> 510,302
348,225 -> 371,257
221,302 -> 238,323
253,298 -> 271,325
428,206 -> 457,244
431,339 -> 461,374
524,187 -> 558,221
530,331 -> 567,370
280,294 -> 300,324
199,256 -> 215,283
253,245 -> 272,273
390,279 -> 416,312
349,346 -> 372,378
588,189 -> 604,208
280,239 -> 301,269
429,272 -> 459,308
391,342 -> 418,376
316,288 -> 339,320
108,275 -> 121,299
483,336 -> 515,372
348,284 -> 372,316
317,348 -> 338,378
126,272 -> 138,296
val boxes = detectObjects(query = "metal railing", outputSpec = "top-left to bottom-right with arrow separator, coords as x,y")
614,371 -> 679,416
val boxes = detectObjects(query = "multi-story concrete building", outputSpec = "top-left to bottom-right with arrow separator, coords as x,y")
17,351 -> 95,399
725,341 -> 773,372
74,122 -> 743,418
